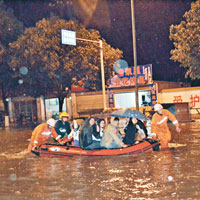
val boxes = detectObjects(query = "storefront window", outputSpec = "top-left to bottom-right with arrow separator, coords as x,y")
45,98 -> 67,119
114,90 -> 151,108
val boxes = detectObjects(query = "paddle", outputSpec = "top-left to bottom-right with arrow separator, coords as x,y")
168,143 -> 186,148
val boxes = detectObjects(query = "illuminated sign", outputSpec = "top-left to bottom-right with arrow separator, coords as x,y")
109,64 -> 153,88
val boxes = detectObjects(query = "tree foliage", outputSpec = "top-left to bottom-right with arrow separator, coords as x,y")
169,0 -> 200,80
0,2 -> 24,114
9,17 -> 122,111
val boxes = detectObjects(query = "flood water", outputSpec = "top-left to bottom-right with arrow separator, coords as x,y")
0,120 -> 200,200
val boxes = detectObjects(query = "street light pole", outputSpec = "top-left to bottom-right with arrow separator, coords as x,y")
99,40 -> 107,111
76,37 -> 107,111
131,0 -> 139,111
61,31 -> 107,113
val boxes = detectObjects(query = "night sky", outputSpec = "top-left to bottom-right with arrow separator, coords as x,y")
4,0 -> 196,83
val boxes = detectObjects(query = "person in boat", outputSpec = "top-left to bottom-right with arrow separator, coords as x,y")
93,119 -> 106,142
135,118 -> 148,139
123,118 -> 148,145
68,119 -> 81,146
101,117 -> 128,149
28,118 -> 65,152
55,112 -> 71,139
151,103 -> 181,148
123,118 -> 137,145
99,119 -> 106,137
79,117 -> 101,150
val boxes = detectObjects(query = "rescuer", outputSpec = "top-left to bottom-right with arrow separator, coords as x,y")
55,112 -> 71,139
151,104 -> 181,148
28,118 -> 64,152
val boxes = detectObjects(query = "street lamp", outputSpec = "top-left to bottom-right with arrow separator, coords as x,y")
75,38 -> 106,111
131,0 -> 139,111
61,29 -> 107,111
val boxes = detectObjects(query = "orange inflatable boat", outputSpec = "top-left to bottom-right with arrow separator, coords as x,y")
31,139 -> 160,157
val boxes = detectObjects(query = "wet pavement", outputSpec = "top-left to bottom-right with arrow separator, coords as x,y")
0,120 -> 200,200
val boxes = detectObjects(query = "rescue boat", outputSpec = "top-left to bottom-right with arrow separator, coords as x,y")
31,139 -> 160,157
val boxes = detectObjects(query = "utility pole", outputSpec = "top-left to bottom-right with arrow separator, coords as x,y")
131,0 -> 139,111
76,38 -> 107,111
99,40 -> 107,111
61,30 -> 107,111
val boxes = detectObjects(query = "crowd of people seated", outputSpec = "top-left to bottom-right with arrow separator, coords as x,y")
28,113 -> 148,152
28,103 -> 181,152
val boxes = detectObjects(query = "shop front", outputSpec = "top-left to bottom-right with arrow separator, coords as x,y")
68,64 -> 158,118
158,86 -> 200,120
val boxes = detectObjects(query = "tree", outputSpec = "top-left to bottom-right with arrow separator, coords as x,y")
169,0 -> 200,80
9,17 -> 123,112
0,2 -> 24,114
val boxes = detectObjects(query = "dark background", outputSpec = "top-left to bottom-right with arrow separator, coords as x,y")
4,0 -> 197,83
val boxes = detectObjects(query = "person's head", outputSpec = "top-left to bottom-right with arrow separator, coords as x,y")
89,117 -> 95,126
154,103 -> 163,114
59,112 -> 70,122
128,118 -> 137,125
99,119 -> 106,128
72,120 -> 78,129
113,117 -> 119,127
47,118 -> 56,128
132,118 -> 138,124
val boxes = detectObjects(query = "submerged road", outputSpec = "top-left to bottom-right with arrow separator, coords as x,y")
0,120 -> 200,199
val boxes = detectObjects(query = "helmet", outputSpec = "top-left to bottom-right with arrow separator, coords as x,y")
59,112 -> 70,119
154,104 -> 163,111
47,118 -> 56,127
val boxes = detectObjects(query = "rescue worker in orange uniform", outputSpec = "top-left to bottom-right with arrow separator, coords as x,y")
151,104 -> 181,148
28,118 -> 64,152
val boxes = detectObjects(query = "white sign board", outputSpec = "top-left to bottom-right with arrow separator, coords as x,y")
61,29 -> 76,46
159,88 -> 200,114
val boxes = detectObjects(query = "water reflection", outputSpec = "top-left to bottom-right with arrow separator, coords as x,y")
0,121 -> 200,199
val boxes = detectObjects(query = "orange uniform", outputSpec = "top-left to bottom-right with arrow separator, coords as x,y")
28,123 -> 61,152
151,109 -> 179,148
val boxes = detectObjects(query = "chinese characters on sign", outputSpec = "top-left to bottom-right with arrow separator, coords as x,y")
173,96 -> 183,103
108,64 -> 156,108
109,64 -> 153,88
108,89 -> 114,108
190,95 -> 200,107
151,84 -> 158,106
173,94 -> 200,107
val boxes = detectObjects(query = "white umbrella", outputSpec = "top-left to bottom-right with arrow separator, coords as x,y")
111,108 -> 147,121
